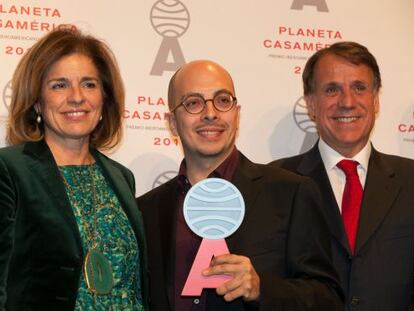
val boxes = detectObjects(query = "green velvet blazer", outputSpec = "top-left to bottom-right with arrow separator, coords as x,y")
0,140 -> 148,310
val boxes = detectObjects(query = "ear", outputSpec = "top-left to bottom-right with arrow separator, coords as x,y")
166,112 -> 178,137
374,93 -> 380,115
235,105 -> 241,130
305,95 -> 316,121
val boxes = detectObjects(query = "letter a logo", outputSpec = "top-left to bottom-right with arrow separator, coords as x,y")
290,0 -> 329,12
182,239 -> 232,296
149,0 -> 190,76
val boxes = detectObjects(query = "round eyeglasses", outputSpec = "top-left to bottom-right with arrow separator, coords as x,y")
171,92 -> 237,114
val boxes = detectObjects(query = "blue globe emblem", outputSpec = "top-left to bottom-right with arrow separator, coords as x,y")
183,178 -> 245,240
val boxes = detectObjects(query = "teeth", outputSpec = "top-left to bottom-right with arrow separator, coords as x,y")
66,111 -> 85,117
336,117 -> 358,122
199,130 -> 221,136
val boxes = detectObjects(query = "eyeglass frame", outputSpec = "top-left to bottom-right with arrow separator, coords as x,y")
170,90 -> 238,114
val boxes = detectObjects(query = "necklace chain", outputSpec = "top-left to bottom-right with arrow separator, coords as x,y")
60,162 -> 117,298
61,164 -> 99,249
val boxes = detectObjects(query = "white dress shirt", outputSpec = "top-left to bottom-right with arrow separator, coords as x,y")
318,139 -> 371,213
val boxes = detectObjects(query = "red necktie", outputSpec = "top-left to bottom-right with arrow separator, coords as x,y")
337,160 -> 363,254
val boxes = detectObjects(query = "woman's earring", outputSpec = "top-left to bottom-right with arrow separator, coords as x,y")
34,103 -> 42,124
99,115 -> 103,121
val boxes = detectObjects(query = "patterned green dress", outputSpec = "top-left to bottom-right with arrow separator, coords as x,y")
59,164 -> 143,311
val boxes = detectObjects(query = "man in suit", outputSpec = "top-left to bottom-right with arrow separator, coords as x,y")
271,41 -> 414,310
137,60 -> 343,310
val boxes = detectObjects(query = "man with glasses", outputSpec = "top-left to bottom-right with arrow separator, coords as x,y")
137,60 -> 343,310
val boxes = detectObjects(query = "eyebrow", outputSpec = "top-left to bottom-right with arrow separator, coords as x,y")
350,80 -> 369,86
179,88 -> 234,101
322,79 -> 369,87
45,76 -> 100,84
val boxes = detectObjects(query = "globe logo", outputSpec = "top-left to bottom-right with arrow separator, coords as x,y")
2,80 -> 12,112
183,178 -> 245,240
150,0 -> 190,38
1,80 -> 12,122
293,96 -> 317,133
152,170 -> 178,189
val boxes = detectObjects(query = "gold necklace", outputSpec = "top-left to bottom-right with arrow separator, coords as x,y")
61,164 -> 114,295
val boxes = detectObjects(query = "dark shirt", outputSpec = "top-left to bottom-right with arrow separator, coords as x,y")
174,147 -> 239,311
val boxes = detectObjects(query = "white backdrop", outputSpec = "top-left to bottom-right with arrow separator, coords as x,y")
1,0 -> 413,195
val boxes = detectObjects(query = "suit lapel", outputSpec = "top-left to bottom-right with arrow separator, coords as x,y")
92,150 -> 149,299
158,179 -> 180,309
23,141 -> 83,252
93,151 -> 144,246
355,149 -> 400,253
227,153 -> 262,251
296,145 -> 351,253
93,150 -> 153,307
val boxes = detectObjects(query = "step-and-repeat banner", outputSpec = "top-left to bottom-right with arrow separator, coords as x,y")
1,0 -> 413,195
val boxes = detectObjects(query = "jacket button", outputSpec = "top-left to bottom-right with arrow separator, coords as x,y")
350,297 -> 361,306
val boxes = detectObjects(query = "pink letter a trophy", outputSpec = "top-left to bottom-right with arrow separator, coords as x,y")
181,178 -> 245,296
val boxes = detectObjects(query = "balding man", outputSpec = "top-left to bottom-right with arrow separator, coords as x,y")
137,60 -> 343,310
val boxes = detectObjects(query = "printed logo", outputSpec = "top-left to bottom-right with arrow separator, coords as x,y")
2,80 -> 12,111
150,0 -> 190,76
152,170 -> 178,189
263,0 -> 340,57
290,0 -> 329,12
293,96 -> 318,152
1,80 -> 12,122
398,109 -> 414,143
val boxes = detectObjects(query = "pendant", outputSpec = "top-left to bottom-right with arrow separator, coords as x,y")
84,247 -> 114,295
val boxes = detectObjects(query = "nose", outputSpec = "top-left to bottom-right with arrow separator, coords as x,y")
68,84 -> 85,105
339,88 -> 356,109
201,100 -> 218,122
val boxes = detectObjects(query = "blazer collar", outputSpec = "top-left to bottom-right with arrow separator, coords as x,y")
355,148 -> 399,253
297,144 -> 351,253
298,144 -> 401,255
91,149 -> 149,303
23,140 -> 83,252
91,149 -> 143,243
227,152 -> 262,250
157,177 -> 180,309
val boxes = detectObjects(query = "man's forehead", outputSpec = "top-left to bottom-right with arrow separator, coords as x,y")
174,63 -> 234,96
314,55 -> 374,83
316,54 -> 371,72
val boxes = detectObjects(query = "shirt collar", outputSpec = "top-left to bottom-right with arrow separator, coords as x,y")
318,138 -> 371,172
177,146 -> 239,194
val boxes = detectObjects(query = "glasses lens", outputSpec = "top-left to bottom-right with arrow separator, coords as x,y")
182,96 -> 204,114
214,93 -> 234,112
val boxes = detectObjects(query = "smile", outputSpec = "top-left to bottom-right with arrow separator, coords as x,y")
334,116 -> 360,123
64,111 -> 87,117
197,128 -> 225,138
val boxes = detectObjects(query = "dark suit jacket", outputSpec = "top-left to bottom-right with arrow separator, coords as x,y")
137,152 -> 343,310
0,140 -> 149,311
271,144 -> 414,311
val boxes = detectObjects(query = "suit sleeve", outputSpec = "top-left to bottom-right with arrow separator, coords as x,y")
0,157 -> 16,310
259,178 -> 344,311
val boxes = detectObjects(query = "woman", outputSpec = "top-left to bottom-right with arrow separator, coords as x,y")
0,27 -> 148,310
